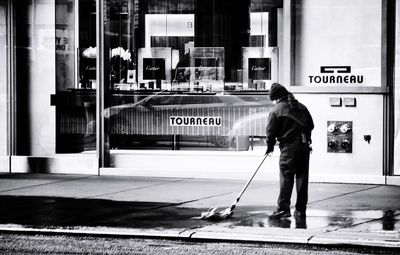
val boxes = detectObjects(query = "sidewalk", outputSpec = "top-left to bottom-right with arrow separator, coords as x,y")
0,173 -> 399,248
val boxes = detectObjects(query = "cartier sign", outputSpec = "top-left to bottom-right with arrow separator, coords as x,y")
143,58 -> 166,80
248,58 -> 271,80
146,66 -> 160,71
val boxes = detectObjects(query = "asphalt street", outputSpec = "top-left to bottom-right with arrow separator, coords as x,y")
1,233 -> 398,255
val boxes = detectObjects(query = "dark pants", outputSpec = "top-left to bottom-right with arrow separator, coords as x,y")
277,140 -> 310,212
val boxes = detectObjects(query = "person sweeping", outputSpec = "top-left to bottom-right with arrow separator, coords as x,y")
266,83 -> 314,219
195,83 -> 313,222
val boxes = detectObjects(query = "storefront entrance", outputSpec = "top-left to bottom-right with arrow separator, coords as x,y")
0,0 -> 8,172
1,0 -> 399,183
95,0 -> 281,175
4,0 -> 97,174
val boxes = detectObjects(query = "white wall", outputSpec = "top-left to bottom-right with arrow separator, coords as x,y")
294,0 -> 382,87
291,0 -> 386,180
297,94 -> 383,182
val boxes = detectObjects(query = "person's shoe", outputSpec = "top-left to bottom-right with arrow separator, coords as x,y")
293,210 -> 306,218
268,209 -> 291,219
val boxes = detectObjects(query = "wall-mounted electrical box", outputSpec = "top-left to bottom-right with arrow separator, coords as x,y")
327,121 -> 353,153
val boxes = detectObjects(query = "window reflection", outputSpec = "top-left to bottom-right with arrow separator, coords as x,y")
59,0 -> 283,153
55,0 -> 97,153
79,0 -> 97,89
104,93 -> 273,151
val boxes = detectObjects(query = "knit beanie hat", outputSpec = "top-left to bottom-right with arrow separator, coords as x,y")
269,83 -> 289,101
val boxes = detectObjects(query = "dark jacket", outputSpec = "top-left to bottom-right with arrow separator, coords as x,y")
266,97 -> 314,152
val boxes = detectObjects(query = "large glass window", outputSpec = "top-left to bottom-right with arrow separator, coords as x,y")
56,0 -> 97,154
95,0 -> 282,156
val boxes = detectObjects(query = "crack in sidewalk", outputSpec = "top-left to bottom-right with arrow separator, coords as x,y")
143,184 -> 266,212
308,185 -> 381,205
83,178 -> 191,199
0,176 -> 92,193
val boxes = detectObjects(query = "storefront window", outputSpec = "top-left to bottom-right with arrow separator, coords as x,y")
56,0 -> 96,154
294,0 -> 382,87
98,0 -> 281,154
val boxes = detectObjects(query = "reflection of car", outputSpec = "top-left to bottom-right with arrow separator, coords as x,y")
104,93 -> 273,149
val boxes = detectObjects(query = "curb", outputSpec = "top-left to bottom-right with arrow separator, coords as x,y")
0,224 -> 399,249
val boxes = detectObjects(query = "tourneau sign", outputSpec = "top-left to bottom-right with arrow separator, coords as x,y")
308,66 -> 364,84
170,116 -> 222,127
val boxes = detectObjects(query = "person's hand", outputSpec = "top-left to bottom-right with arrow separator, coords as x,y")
265,146 -> 274,155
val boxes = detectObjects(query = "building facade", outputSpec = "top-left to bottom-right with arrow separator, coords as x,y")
0,0 -> 399,184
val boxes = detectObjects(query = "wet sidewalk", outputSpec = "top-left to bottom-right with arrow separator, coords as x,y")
0,173 -> 399,248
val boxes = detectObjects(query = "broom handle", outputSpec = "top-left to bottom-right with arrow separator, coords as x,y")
229,154 -> 269,211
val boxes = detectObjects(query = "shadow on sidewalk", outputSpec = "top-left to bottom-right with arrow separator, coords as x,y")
1,195 -> 398,232
0,195 -> 216,229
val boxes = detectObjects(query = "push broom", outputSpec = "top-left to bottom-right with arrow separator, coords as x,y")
195,154 -> 269,221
